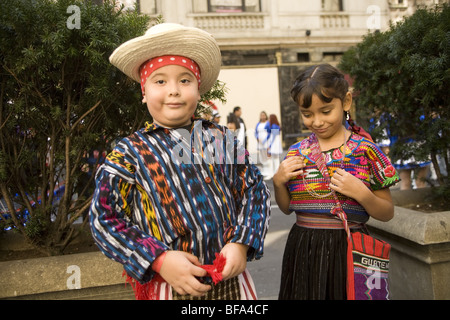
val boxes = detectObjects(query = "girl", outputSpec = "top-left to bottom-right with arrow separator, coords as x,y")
274,64 -> 399,300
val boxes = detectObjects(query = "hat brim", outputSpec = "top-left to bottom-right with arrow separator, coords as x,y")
109,24 -> 222,95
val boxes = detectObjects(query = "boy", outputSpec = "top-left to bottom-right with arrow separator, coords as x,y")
89,23 -> 270,300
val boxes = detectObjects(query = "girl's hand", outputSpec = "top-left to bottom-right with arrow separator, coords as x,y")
330,168 -> 394,222
159,251 -> 211,297
273,156 -> 305,187
330,168 -> 366,200
220,243 -> 248,280
273,156 -> 305,215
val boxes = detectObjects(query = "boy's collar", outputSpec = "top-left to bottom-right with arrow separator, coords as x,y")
143,117 -> 209,133
144,121 -> 159,133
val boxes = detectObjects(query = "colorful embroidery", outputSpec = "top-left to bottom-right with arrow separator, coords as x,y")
286,133 -> 399,223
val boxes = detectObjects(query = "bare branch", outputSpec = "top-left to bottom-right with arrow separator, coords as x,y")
71,100 -> 102,132
0,183 -> 26,234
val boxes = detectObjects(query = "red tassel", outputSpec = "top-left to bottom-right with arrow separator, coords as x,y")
123,270 -> 164,300
123,253 -> 227,299
200,253 -> 226,285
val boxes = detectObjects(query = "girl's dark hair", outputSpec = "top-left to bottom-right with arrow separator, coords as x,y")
269,114 -> 280,127
227,112 -> 240,129
290,64 -> 349,108
291,64 -> 374,141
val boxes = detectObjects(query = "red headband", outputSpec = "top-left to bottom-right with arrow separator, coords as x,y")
139,55 -> 201,95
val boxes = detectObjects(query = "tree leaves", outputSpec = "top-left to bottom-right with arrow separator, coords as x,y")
0,0 -> 151,253
339,4 -> 449,177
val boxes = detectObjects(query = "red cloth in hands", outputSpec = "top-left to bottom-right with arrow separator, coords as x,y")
200,253 -> 226,285
124,253 -> 227,299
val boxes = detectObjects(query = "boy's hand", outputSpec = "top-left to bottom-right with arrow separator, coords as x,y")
220,243 -> 248,280
159,251 -> 211,297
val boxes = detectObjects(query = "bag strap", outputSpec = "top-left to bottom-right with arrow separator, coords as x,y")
308,134 -> 351,238
308,134 -> 358,300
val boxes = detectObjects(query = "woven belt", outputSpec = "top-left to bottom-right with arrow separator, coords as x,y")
296,213 -> 363,230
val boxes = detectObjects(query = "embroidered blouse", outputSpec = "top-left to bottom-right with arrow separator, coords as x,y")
89,119 -> 271,284
286,133 -> 400,223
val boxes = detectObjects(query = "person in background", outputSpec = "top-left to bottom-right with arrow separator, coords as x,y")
227,112 -> 240,131
212,109 -> 221,124
255,111 -> 270,179
266,114 -> 283,180
233,106 -> 247,149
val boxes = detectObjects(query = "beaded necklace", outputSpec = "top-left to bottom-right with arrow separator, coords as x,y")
302,131 -> 348,198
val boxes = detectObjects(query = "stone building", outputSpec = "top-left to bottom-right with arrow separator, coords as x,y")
121,0 -> 445,154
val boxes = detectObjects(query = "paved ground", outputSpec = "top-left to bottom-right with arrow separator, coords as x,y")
246,177 -> 295,300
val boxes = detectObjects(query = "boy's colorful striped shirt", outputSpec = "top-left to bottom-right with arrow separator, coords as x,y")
89,119 -> 270,284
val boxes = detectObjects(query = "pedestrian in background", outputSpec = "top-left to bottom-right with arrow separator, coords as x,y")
233,106 -> 247,149
266,114 -> 283,180
227,112 -> 240,131
255,111 -> 270,178
212,109 -> 221,124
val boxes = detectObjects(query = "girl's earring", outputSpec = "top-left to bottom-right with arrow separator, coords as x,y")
345,111 -> 350,121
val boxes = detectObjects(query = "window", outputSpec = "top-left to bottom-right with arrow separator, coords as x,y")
321,0 -> 343,11
208,0 -> 261,13
323,52 -> 343,62
297,53 -> 310,63
388,0 -> 408,8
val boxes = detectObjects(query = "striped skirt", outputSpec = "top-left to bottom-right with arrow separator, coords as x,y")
278,213 -> 363,300
125,268 -> 257,300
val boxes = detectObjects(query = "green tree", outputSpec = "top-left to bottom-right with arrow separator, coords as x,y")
0,0 -> 152,255
339,4 -> 449,188
0,0 -> 227,256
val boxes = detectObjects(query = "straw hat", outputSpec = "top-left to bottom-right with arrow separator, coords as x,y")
109,23 -> 222,95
